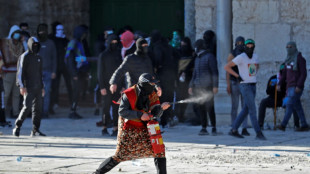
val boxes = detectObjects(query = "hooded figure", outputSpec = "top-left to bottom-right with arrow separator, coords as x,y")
135,38 -> 148,56
37,24 -> 49,42
120,30 -> 136,59
48,22 -> 72,114
0,25 -> 24,121
14,36 -> 45,137
203,30 -> 216,56
97,34 -> 123,135
65,25 -> 90,119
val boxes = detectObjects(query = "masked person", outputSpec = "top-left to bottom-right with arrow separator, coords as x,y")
277,41 -> 309,132
48,22 -> 72,115
188,39 -> 219,136
37,23 -> 57,118
97,34 -> 123,136
120,30 -> 136,59
175,37 -> 195,123
225,39 -> 266,140
225,36 -> 250,136
13,37 -> 45,137
94,73 -> 170,174
109,38 -> 162,96
65,25 -> 90,119
0,25 -> 24,124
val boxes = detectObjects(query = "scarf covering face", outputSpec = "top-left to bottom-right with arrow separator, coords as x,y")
136,82 -> 154,111
283,41 -> 299,71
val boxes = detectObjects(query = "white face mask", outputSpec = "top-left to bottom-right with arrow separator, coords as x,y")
55,25 -> 65,38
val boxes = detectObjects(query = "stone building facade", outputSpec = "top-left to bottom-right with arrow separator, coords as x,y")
0,0 -> 89,40
190,0 -> 310,126
0,0 -> 309,126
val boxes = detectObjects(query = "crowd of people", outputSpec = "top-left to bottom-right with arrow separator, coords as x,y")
0,22 -> 309,141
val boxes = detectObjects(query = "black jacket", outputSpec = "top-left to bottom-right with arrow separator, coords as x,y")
16,37 -> 43,89
189,51 -> 219,88
109,53 -> 155,88
97,34 -> 123,90
49,35 -> 69,72
266,75 -> 285,105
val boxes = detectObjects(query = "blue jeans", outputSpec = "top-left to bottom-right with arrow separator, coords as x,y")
281,87 -> 308,128
232,83 -> 261,133
42,71 -> 52,115
230,80 -> 248,128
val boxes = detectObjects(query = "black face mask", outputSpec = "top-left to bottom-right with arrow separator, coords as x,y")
32,44 -> 40,54
142,46 -> 148,54
38,32 -> 48,42
110,43 -> 118,51
236,44 -> 244,53
244,46 -> 254,58
138,82 -> 155,96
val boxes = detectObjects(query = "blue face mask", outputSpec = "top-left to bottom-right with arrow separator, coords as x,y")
13,33 -> 20,40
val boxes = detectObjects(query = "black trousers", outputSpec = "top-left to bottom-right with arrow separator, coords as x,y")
15,88 -> 43,131
102,90 -> 120,127
258,96 -> 300,128
71,72 -> 88,111
50,68 -> 73,107
193,87 -> 216,128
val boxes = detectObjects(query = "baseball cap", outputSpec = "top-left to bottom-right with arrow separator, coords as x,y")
138,73 -> 159,84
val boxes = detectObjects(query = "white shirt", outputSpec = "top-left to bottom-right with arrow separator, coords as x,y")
232,52 -> 259,83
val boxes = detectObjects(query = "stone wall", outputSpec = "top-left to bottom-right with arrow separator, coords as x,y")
0,0 -> 89,40
233,0 -> 310,123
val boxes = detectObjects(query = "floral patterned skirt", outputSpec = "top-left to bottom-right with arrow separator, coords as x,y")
112,117 -> 165,162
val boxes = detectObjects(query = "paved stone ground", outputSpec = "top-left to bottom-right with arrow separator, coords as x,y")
1,107 -> 310,174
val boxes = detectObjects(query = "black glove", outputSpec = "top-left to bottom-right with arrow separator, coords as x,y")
237,76 -> 243,83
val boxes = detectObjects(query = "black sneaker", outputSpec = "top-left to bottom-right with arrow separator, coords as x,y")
276,125 -> 286,131
13,127 -> 20,137
211,127 -> 217,136
30,130 -> 46,137
295,126 -> 310,132
229,129 -> 244,138
198,128 -> 209,136
102,129 -> 109,136
111,130 -> 118,137
241,128 -> 250,136
255,131 -> 266,140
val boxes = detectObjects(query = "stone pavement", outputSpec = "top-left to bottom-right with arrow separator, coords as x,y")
0,107 -> 310,174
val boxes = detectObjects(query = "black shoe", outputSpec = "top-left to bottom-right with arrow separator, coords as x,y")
0,121 -> 12,127
241,128 -> 250,136
111,130 -> 118,136
30,129 -> 46,137
198,128 -> 209,136
13,127 -> 20,137
94,109 -> 100,116
276,125 -> 286,131
69,112 -> 82,119
255,131 -> 266,140
295,126 -> 310,132
229,129 -> 244,138
101,129 -> 109,136
211,127 -> 217,136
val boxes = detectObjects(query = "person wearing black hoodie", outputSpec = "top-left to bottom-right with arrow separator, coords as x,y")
188,39 -> 219,136
175,37 -> 195,123
13,37 -> 45,137
48,22 -> 72,114
37,23 -> 57,118
149,30 -> 178,128
109,38 -> 161,96
65,25 -> 90,119
97,34 -> 123,136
